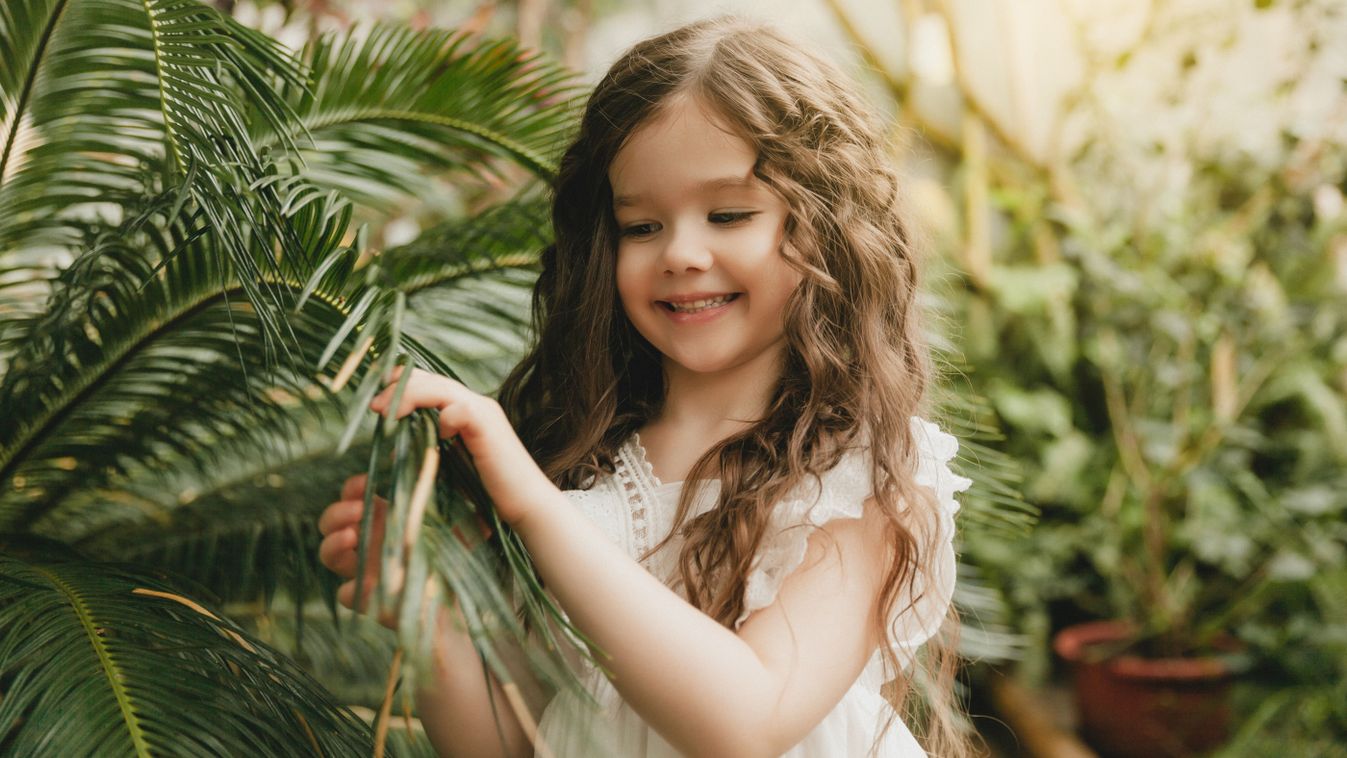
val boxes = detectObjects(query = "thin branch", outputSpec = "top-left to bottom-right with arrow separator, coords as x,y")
932,0 -> 1044,174
1097,336 -> 1151,493
515,0 -> 549,50
819,0 -> 910,100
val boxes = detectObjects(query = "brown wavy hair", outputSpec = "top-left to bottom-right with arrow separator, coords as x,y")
498,16 -> 972,757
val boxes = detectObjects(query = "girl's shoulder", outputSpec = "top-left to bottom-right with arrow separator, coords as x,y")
566,416 -> 970,512
733,415 -> 970,630
579,414 -> 969,498
805,415 -> 970,517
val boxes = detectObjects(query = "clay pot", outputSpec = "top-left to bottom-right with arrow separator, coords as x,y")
1053,620 -> 1237,758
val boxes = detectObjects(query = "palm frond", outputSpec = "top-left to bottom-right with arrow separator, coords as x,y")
951,563 -> 1029,663
386,192 -> 549,389
1,5 -> 592,750
934,357 -> 1037,660
935,372 -> 1036,536
1,0 -> 163,252
0,0 -> 332,361
0,184 -> 354,531
0,0 -> 302,243
231,599 -> 401,708
254,25 -> 585,210
7,195 -> 547,609
301,198 -> 610,729
0,536 -> 372,755
65,405 -> 369,606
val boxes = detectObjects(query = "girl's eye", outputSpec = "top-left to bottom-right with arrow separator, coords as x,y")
621,223 -> 659,238
709,211 -> 757,225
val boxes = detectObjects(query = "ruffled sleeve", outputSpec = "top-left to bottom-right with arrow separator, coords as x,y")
732,417 -> 972,670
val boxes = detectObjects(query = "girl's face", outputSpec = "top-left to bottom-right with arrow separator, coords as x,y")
609,95 -> 800,381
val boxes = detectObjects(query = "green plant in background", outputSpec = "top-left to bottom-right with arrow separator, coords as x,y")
974,151 -> 1347,661
953,34 -> 1347,752
825,0 -> 1347,749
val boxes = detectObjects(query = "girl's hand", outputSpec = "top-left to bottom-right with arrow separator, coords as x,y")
317,473 -> 487,636
368,366 -> 556,528
317,473 -> 397,628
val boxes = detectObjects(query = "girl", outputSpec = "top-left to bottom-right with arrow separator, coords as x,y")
318,15 -> 975,758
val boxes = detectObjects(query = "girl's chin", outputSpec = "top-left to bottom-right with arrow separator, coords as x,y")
661,350 -> 752,376
661,352 -> 728,373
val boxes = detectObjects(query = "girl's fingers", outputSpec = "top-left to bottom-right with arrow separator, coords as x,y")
321,531 -> 383,581
338,578 -> 375,610
368,368 -> 471,424
318,500 -> 361,536
340,473 -> 368,501
319,493 -> 387,537
368,366 -> 420,415
338,579 -> 398,629
337,579 -> 362,610
328,550 -> 358,579
318,497 -> 387,534
318,528 -> 356,576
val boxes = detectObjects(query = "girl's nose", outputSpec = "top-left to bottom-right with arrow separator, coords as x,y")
659,226 -> 713,275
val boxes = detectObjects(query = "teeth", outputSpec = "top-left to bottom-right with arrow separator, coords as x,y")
667,294 -> 734,313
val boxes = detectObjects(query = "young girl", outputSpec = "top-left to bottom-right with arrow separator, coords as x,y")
318,16 -> 974,758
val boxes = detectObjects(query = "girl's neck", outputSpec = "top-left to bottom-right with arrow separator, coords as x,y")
655,342 -> 784,440
635,342 -> 784,485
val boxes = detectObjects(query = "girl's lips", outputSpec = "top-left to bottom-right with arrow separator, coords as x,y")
657,293 -> 741,324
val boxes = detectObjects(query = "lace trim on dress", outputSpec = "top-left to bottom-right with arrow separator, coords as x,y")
614,434 -> 661,563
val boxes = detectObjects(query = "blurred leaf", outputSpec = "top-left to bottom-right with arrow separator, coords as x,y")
0,537 -> 372,755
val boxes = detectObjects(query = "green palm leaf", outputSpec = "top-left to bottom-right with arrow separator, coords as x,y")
66,404 -> 369,606
0,0 -> 321,357
0,0 -> 303,247
382,192 -> 548,388
0,185 -> 354,532
3,196 -> 549,643
3,4 -> 587,751
0,537 -> 372,756
254,25 -> 585,211
231,599 -> 401,709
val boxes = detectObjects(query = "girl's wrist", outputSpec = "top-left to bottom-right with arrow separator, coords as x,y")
509,485 -> 569,543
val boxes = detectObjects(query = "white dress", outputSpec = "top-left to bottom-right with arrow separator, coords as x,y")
534,417 -> 972,758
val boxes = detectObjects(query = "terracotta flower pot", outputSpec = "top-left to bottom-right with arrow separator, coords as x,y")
1053,620 -> 1237,758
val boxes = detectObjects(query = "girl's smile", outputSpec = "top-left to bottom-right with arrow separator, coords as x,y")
658,292 -> 742,322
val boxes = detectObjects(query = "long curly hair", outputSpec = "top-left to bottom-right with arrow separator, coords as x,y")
498,16 -> 971,757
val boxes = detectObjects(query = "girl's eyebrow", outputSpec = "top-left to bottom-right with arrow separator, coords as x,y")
613,176 -> 758,208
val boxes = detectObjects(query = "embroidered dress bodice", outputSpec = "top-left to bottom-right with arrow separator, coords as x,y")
535,417 -> 972,757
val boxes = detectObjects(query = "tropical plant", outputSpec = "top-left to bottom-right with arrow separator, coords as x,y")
0,0 -> 1031,754
974,151 -> 1347,660
0,0 -> 587,750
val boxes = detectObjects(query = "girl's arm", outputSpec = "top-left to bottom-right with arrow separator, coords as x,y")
371,369 -> 888,758
414,603 -> 554,758
317,474 -> 551,758
515,491 -> 886,758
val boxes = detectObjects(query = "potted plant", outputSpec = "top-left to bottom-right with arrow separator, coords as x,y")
965,149 -> 1347,756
